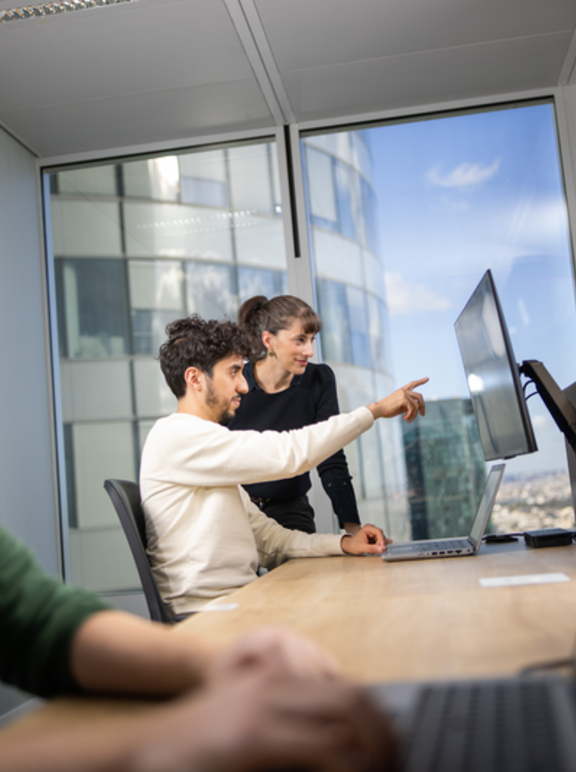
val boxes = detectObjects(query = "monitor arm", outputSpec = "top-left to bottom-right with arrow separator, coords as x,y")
519,360 -> 576,455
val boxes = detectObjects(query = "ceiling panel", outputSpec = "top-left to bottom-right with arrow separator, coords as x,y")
282,33 -> 573,122
256,0 -> 576,71
0,0 -> 573,158
3,79 -> 272,157
0,0 -> 254,112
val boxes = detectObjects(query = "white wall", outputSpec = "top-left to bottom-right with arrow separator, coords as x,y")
0,126 -> 60,574
0,126 -> 60,719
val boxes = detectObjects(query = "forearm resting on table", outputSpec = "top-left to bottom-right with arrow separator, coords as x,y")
0,673 -> 399,772
71,610 -> 213,696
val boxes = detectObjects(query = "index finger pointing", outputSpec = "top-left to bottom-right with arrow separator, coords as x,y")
405,377 -> 429,389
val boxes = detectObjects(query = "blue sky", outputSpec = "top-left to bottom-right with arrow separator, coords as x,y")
366,103 -> 576,474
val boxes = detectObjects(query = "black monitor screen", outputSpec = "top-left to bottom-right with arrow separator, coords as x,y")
454,270 -> 537,461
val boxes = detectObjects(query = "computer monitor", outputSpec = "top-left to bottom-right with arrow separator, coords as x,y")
454,269 -> 538,461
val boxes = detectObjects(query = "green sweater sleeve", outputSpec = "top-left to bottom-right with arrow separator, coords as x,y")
0,526 -> 110,698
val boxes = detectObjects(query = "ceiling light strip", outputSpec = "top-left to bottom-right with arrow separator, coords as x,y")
0,0 -> 139,23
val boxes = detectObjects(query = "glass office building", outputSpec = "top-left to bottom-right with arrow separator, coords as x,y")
402,398 -> 487,540
302,131 -> 410,539
49,141 -> 288,591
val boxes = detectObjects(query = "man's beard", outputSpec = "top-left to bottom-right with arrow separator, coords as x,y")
205,381 -> 236,426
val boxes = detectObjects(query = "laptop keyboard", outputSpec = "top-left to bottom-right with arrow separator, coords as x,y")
403,681 -> 567,772
421,540 -> 470,551
402,539 -> 471,553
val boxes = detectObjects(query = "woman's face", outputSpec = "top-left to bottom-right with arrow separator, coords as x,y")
264,318 -> 317,375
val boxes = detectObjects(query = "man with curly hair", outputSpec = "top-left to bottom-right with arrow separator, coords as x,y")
140,315 -> 427,615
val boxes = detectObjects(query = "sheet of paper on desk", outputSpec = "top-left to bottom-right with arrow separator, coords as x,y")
480,573 -> 570,588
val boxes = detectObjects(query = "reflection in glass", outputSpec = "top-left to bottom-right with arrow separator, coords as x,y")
334,161 -> 358,242
347,285 -> 371,368
48,139 -> 287,592
181,177 -> 228,208
238,267 -> 288,305
316,279 -> 352,364
132,309 -> 181,356
55,258 -> 130,358
186,262 -> 237,320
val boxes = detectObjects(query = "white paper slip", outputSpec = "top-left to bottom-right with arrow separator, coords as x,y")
480,573 -> 570,588
201,603 -> 239,612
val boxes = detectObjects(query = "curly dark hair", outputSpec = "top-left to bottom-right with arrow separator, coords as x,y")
159,316 -> 253,398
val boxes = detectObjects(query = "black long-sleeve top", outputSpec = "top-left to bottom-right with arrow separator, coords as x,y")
229,362 -> 360,527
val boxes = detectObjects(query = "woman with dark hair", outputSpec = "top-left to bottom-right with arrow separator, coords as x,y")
229,294 -> 362,535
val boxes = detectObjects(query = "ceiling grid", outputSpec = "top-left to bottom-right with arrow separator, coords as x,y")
0,0 -> 573,158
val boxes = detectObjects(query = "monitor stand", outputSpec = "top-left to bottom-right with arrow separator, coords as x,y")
563,381 -> 576,520
520,360 -> 576,454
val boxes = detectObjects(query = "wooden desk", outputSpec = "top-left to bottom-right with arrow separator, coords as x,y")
2,541 -> 575,742
174,542 -> 576,684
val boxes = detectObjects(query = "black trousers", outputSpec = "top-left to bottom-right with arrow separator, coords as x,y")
252,494 -> 316,534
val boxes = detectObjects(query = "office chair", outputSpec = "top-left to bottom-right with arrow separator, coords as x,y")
103,478 -> 177,625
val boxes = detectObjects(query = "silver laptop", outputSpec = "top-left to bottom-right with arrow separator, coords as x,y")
382,463 -> 505,563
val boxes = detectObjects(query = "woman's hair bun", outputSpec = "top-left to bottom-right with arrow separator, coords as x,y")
237,295 -> 268,328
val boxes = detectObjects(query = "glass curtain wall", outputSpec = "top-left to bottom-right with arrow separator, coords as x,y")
302,132 -> 409,538
48,140 -> 287,592
47,101 -> 576,590
302,101 -> 576,540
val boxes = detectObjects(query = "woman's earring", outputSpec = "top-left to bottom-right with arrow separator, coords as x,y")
268,349 -> 276,357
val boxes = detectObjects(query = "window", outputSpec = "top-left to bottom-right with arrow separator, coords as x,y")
302,101 -> 576,539
47,140 -> 287,592
46,100 -> 576,592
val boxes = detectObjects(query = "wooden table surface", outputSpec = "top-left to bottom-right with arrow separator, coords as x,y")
2,540 -> 576,741
174,541 -> 576,684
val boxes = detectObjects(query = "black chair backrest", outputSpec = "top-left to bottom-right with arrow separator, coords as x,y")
104,479 -> 173,624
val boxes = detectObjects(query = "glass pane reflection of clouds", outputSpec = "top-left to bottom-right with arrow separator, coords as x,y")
238,267 -> 288,306
128,260 -> 184,311
186,262 -> 237,321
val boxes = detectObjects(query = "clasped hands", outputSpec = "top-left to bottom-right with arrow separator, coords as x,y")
130,627 -> 399,772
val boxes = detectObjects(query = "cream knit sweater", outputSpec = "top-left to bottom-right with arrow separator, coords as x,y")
140,406 -> 374,613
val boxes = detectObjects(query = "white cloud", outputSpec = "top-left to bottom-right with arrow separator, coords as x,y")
427,158 -> 500,188
532,414 -> 552,431
384,272 -> 453,316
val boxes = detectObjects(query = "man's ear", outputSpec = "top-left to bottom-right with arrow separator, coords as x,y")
184,367 -> 203,392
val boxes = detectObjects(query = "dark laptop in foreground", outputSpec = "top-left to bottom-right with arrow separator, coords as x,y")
382,463 -> 505,563
372,667 -> 576,772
